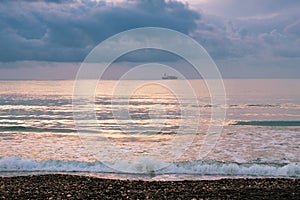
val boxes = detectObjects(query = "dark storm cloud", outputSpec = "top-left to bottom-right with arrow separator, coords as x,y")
0,0 -> 77,4
0,0 -> 200,62
1,0 -> 300,72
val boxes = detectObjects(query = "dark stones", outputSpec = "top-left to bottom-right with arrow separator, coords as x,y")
0,174 -> 299,199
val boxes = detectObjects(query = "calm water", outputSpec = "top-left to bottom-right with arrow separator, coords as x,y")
0,79 -> 299,180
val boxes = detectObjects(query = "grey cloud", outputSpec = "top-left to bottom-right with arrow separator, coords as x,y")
1,0 -> 300,73
285,20 -> 300,36
188,0 -> 299,61
1,0 -> 77,3
192,19 -> 256,60
0,0 -> 200,62
192,2 -> 300,61
198,0 -> 300,19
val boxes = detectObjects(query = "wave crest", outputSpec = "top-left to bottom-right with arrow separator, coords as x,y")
0,157 -> 299,178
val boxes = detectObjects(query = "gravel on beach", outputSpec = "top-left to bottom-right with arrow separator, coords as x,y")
0,174 -> 299,199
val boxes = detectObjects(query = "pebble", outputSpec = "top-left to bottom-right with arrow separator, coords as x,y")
0,174 -> 299,199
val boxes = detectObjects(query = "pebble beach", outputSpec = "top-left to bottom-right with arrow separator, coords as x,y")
0,174 -> 299,199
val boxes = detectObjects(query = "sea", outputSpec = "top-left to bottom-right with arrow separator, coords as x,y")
0,79 -> 299,180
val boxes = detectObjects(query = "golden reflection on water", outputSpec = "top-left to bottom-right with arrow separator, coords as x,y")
1,80 -> 300,165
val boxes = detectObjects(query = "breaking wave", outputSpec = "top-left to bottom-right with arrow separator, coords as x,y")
0,157 -> 299,178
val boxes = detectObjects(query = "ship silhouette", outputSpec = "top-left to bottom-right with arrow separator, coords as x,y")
162,73 -> 178,80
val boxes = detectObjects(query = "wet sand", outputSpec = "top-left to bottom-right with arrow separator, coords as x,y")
0,174 -> 299,199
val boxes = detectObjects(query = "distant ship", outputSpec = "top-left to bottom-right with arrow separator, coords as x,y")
162,73 -> 178,80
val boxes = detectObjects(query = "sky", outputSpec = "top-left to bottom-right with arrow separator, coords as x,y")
0,0 -> 299,79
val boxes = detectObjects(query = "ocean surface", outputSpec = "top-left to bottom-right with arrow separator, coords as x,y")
0,79 -> 299,180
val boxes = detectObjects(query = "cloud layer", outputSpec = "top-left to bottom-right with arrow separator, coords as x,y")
0,0 -> 299,78
0,0 -> 199,62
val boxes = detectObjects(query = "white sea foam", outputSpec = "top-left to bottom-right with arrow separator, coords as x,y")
0,157 -> 114,173
0,157 -> 299,178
